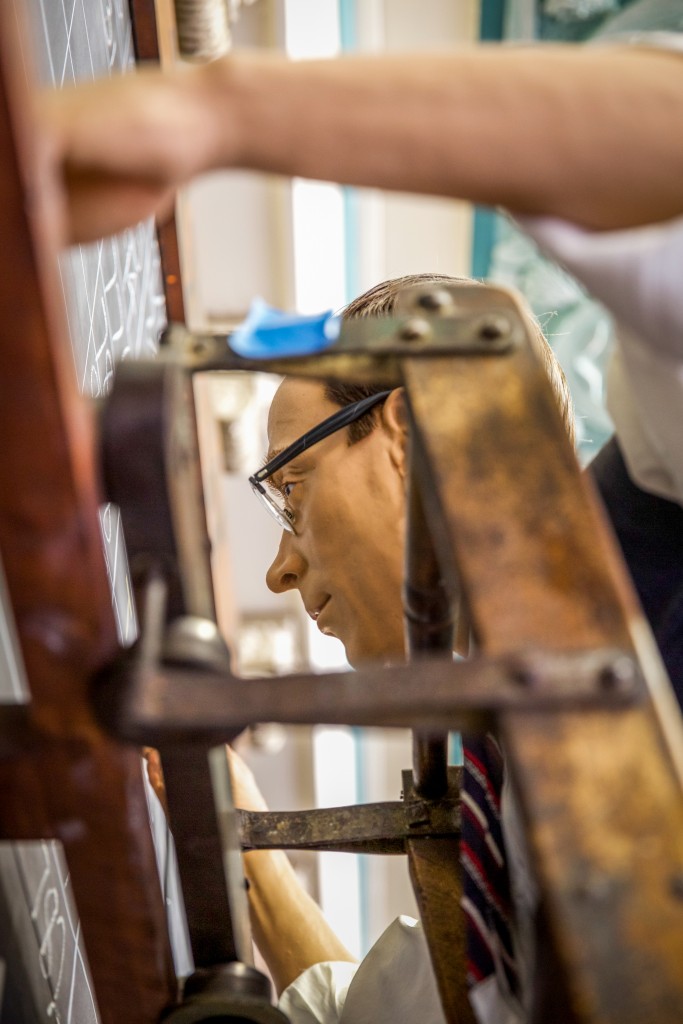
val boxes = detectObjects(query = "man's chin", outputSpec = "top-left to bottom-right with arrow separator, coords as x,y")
344,637 -> 405,671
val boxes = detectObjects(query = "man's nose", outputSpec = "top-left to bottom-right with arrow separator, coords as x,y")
266,532 -> 306,594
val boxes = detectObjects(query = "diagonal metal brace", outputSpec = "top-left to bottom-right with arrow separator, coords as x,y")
237,803 -> 453,855
238,767 -> 461,855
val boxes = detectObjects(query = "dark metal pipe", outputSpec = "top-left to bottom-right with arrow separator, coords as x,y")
404,435 -> 454,799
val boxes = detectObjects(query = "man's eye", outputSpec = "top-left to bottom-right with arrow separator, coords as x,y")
283,482 -> 296,499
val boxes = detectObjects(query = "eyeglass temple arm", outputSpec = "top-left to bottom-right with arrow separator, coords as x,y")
252,390 -> 392,484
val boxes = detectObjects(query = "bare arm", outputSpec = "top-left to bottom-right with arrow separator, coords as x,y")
220,45 -> 683,231
226,747 -> 357,996
243,848 -> 356,996
143,746 -> 356,995
46,44 -> 683,242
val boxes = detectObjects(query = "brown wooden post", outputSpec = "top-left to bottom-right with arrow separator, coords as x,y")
0,4 -> 177,1021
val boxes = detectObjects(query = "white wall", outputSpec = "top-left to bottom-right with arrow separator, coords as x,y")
183,0 -> 478,328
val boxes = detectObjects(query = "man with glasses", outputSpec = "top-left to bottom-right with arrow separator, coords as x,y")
253,385 -> 402,668
229,273 -> 576,1024
250,388 -> 392,534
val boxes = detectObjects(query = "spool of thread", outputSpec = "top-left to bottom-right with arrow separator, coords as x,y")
174,0 -> 232,61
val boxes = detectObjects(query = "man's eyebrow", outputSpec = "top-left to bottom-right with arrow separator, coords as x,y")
260,449 -> 288,493
262,447 -> 285,468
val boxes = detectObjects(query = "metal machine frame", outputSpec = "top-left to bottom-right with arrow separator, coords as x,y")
1,2 -> 683,1022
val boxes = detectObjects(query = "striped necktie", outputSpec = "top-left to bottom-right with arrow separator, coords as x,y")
461,733 -> 520,997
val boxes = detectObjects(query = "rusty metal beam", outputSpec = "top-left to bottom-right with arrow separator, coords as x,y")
404,438 -> 453,800
403,766 -> 475,1024
402,286 -> 683,1022
403,431 -> 472,1023
238,785 -> 460,855
408,837 -> 475,1024
94,646 -> 641,746
154,300 -> 522,389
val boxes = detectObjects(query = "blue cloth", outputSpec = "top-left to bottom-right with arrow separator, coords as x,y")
229,298 -> 341,359
461,735 -> 519,998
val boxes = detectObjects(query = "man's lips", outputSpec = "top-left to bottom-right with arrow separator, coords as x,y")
316,597 -> 337,638
308,595 -> 330,622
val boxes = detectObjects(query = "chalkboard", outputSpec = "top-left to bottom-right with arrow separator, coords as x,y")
0,1 -> 189,1021
25,0 -> 167,648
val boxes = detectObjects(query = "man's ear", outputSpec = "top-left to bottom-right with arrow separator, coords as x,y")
381,388 -> 409,477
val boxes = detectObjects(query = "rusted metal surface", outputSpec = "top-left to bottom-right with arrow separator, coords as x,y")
0,705 -> 34,759
403,287 -> 683,1021
403,444 -> 470,1020
157,215 -> 187,323
0,3 -> 177,1021
408,836 -> 477,1024
94,646 -> 642,745
103,374 -> 257,978
405,443 -> 453,800
129,0 -> 163,61
406,764 -> 476,1024
158,299 -> 524,388
407,839 -> 476,1024
238,785 -> 460,855
131,572 -> 254,975
100,363 -> 185,620
164,364 -> 217,621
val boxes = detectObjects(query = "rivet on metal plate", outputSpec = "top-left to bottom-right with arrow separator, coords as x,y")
478,315 -> 511,342
398,318 -> 432,343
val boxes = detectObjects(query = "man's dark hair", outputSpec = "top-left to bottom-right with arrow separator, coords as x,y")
324,272 -> 575,446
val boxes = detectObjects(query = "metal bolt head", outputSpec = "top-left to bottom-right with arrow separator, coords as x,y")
508,657 -> 538,688
573,873 -> 615,903
478,315 -> 511,343
414,289 -> 456,315
398,318 -> 432,344
190,338 -> 210,357
598,655 -> 636,692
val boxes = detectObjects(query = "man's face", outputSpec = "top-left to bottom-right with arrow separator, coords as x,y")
265,378 -> 407,667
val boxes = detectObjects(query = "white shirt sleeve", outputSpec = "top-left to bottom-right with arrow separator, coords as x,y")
339,916 -> 445,1024
516,213 -> 683,506
278,961 -> 359,1024
277,914 -> 524,1024
515,33 -> 683,506
276,917 -> 444,1024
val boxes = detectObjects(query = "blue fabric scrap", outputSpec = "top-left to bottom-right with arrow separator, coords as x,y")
229,298 -> 341,358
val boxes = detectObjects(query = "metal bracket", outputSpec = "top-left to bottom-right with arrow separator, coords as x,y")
237,766 -> 461,855
127,284 -> 526,390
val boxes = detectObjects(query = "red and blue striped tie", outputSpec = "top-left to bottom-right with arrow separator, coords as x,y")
461,734 -> 520,997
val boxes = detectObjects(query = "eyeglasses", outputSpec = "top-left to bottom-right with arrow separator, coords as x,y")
249,389 -> 392,533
